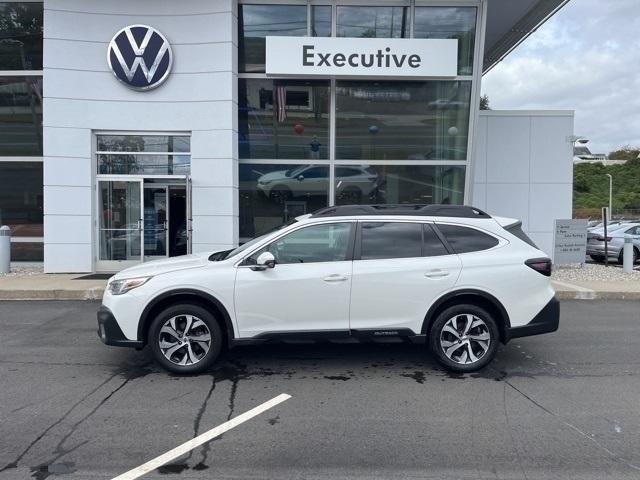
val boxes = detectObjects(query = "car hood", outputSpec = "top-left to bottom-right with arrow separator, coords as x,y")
111,251 -> 214,279
258,170 -> 288,183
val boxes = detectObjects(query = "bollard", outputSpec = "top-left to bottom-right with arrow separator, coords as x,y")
0,225 -> 10,274
623,236 -> 634,273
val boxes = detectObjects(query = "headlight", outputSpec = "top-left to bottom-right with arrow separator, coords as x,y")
108,276 -> 152,295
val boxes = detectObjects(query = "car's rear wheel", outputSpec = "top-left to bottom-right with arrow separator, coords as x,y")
428,304 -> 499,373
149,304 -> 222,374
590,255 -> 605,262
617,248 -> 638,265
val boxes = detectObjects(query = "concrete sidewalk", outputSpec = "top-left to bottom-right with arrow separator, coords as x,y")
0,274 -> 107,300
0,273 -> 639,301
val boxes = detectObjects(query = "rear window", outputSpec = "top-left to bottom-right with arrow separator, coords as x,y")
437,224 -> 499,254
505,222 -> 538,248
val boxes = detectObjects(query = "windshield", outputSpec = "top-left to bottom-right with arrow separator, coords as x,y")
210,219 -> 298,261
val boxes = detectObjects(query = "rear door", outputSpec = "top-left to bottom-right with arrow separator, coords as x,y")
349,221 -> 461,333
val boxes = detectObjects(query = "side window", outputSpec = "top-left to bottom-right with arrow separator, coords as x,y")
437,224 -> 499,254
360,222 -> 422,260
423,224 -> 450,257
249,223 -> 352,265
625,226 -> 639,235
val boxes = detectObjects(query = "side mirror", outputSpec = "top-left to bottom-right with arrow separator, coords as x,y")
251,251 -> 276,271
297,175 -> 305,181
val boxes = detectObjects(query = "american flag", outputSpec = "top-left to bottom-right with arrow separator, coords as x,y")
276,85 -> 287,123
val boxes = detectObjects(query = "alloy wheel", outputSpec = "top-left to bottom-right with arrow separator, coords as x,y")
158,314 -> 212,366
439,314 -> 491,365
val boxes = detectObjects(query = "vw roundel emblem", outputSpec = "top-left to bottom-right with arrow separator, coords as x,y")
107,25 -> 173,91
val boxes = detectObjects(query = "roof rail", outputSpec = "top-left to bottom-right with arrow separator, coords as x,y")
310,204 -> 491,219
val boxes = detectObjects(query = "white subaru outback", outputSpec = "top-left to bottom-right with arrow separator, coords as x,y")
97,205 -> 559,374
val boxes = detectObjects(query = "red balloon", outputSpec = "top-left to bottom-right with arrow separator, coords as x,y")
293,124 -> 304,135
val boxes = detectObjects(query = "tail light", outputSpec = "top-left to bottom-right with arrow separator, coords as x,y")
525,258 -> 552,277
595,235 -> 612,241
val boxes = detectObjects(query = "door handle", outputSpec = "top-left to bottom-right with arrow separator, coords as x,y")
323,274 -> 348,283
425,269 -> 449,278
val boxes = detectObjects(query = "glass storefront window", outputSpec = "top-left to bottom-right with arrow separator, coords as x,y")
0,161 -> 43,236
239,163 -> 329,240
311,5 -> 332,37
335,80 -> 471,161
413,7 -> 477,75
239,79 -> 330,160
10,241 -> 43,261
0,2 -> 43,70
337,6 -> 409,38
334,164 -> 465,206
0,76 -> 42,156
238,4 -> 308,73
96,135 -> 190,175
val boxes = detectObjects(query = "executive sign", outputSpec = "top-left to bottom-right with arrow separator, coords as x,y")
108,25 -> 173,91
266,37 -> 458,77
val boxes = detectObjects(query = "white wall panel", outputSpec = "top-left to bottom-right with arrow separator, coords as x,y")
485,183 -> 530,230
529,183 -> 572,233
44,157 -> 92,187
45,9 -> 233,44
191,158 -> 238,188
191,130 -> 237,159
45,70 -> 234,102
471,182 -> 487,210
43,127 -> 90,158
486,115 -> 530,184
530,115 -> 574,184
44,186 -> 92,216
192,215 -> 236,245
191,187 -> 238,216
44,215 -> 92,244
44,243 -> 92,273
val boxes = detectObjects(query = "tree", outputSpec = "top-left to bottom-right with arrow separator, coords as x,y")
608,145 -> 640,160
479,94 -> 491,110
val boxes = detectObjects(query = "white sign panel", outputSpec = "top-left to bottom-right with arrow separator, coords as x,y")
553,219 -> 588,264
265,37 -> 458,78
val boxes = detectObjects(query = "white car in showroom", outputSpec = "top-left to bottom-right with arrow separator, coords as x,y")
98,204 -> 559,374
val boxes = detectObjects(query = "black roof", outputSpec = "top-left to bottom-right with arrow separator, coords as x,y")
311,204 -> 490,219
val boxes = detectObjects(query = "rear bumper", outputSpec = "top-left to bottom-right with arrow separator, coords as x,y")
507,296 -> 559,341
97,305 -> 144,348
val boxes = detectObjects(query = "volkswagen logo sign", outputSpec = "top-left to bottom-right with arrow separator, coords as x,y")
107,25 -> 173,91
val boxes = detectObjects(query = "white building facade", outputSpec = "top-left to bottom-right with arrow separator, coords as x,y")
0,0 -> 572,272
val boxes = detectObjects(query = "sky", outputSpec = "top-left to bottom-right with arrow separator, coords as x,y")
481,0 -> 640,155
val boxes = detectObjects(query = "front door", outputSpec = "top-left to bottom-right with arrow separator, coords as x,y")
143,186 -> 169,260
96,179 -> 143,271
234,222 -> 354,338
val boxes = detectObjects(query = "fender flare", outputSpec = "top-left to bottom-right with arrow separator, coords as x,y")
137,288 -> 236,344
421,288 -> 511,336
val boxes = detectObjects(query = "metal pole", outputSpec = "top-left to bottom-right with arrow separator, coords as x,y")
603,207 -> 609,267
607,174 -> 613,221
0,226 -> 10,274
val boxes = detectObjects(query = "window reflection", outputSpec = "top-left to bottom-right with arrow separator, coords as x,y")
0,76 -> 42,155
0,161 -> 42,237
311,6 -> 332,37
335,81 -> 471,161
238,4 -> 307,73
239,163 -> 329,240
239,79 -> 330,160
413,7 -> 477,75
337,6 -> 409,38
96,135 -> 190,175
335,165 -> 465,206
0,2 -> 43,70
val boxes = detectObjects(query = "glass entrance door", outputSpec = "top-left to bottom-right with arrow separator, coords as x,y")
143,186 -> 169,260
97,179 -> 143,271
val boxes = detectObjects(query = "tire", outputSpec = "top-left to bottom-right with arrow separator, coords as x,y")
149,303 -> 223,375
618,248 -> 639,265
428,304 -> 500,373
269,186 -> 292,204
590,255 -> 605,262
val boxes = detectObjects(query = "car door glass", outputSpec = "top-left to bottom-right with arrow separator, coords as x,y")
437,224 -> 499,253
248,223 -> 352,265
360,222 -> 422,260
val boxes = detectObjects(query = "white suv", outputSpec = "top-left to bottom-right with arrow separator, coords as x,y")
98,205 -> 559,374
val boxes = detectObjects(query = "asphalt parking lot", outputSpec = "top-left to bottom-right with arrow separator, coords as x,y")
0,300 -> 639,480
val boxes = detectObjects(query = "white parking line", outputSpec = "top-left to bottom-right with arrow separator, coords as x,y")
111,393 -> 292,480
552,280 -> 596,299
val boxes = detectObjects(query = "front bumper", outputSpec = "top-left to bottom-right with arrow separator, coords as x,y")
97,305 -> 144,348
507,296 -> 559,340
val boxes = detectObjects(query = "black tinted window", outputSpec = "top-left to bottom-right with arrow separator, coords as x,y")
505,223 -> 538,248
438,224 -> 498,254
360,222 -> 422,260
423,224 -> 450,257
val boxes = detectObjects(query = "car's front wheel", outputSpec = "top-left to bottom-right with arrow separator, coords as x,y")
428,304 -> 500,373
149,304 -> 223,374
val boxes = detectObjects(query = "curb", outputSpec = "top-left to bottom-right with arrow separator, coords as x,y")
555,290 -> 640,301
0,288 -> 104,301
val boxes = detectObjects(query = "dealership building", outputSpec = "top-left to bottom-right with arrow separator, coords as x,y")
0,0 -> 573,273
